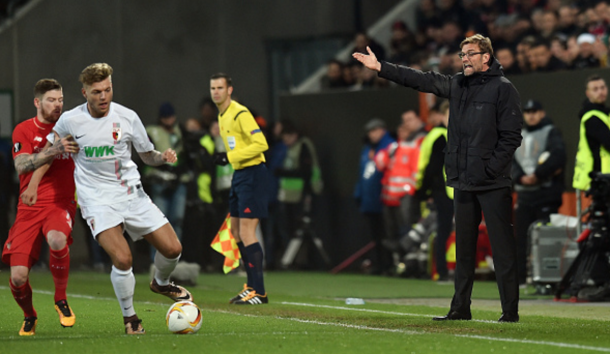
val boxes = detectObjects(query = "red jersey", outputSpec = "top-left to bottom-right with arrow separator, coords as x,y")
12,117 -> 75,209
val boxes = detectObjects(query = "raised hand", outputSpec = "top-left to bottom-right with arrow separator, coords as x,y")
352,46 -> 381,72
162,148 -> 178,163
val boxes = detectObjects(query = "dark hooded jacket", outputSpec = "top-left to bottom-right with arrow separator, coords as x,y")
379,58 -> 522,191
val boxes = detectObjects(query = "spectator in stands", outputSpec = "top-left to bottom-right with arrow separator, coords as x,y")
529,40 -> 567,72
415,0 -> 441,36
557,4 -> 580,37
343,62 -> 357,87
353,32 -> 385,62
496,46 -> 522,75
572,33 -> 605,69
516,36 -> 536,74
550,35 -> 570,66
565,34 -> 582,67
354,118 -> 394,275
321,59 -> 347,89
439,21 -> 464,51
530,8 -> 545,34
438,45 -> 461,75
389,20 -> 416,65
438,0 -> 467,32
585,5 -> 607,36
539,10 -> 559,41
512,99 -> 566,286
145,102 -> 190,261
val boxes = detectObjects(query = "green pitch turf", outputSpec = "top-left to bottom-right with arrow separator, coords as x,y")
0,270 -> 609,353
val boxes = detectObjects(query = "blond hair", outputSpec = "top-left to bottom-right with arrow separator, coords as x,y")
79,63 -> 113,86
460,34 -> 494,64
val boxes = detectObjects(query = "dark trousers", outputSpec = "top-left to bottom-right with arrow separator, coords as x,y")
451,188 -> 519,315
363,212 -> 390,273
514,198 -> 561,284
433,190 -> 454,278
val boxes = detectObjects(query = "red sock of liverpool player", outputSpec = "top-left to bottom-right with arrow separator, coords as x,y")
49,246 -> 70,302
10,278 -> 37,318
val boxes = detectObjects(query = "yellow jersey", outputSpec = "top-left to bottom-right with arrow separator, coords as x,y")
218,100 -> 268,170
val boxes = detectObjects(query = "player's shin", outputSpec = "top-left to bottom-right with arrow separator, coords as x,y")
110,266 -> 136,317
10,278 -> 37,318
49,246 -> 70,302
153,251 -> 179,285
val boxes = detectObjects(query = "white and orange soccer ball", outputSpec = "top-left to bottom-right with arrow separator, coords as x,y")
166,301 -> 203,334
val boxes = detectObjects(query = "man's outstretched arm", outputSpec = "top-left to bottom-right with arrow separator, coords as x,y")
14,133 -> 79,175
138,148 -> 177,167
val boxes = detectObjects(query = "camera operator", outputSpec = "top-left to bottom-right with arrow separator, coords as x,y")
512,99 -> 566,286
573,75 -> 610,191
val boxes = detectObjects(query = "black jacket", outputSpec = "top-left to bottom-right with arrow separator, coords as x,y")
511,116 -> 566,204
379,58 -> 523,191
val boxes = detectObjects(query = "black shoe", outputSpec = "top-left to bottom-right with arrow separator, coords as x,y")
498,312 -> 519,323
432,310 -> 472,321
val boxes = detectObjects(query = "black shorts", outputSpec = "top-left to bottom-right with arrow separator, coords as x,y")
229,164 -> 269,219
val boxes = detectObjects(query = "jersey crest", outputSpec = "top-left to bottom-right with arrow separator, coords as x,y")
112,122 -> 121,142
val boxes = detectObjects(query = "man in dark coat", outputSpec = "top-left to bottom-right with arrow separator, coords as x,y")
353,34 -> 523,322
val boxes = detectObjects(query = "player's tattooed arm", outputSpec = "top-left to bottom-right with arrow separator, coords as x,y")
14,134 -> 79,174
139,148 -> 178,166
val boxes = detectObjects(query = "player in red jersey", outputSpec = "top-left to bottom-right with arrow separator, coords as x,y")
2,79 -> 80,336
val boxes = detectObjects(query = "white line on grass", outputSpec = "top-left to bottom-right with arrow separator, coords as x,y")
281,301 -> 610,353
2,287 -> 609,351
281,301 -> 496,323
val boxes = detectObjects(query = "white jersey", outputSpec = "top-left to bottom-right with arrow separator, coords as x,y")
54,102 -> 154,206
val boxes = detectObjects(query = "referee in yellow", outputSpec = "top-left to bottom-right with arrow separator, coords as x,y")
210,73 -> 269,304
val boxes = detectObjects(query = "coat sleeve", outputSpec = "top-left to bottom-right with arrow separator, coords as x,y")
378,62 -> 452,98
486,81 -> 523,178
534,127 -> 566,180
511,156 -> 526,184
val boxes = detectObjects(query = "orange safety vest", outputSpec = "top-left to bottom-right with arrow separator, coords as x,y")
375,136 -> 424,206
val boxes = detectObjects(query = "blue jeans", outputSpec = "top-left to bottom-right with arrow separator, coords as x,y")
149,182 -> 187,261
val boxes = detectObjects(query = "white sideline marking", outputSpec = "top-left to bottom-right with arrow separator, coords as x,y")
282,301 -> 496,323
1,287 -> 609,351
280,301 -> 610,352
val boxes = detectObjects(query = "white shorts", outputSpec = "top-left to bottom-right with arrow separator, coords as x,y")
80,191 -> 168,241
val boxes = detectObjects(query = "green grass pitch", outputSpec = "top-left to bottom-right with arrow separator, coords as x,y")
0,270 -> 609,353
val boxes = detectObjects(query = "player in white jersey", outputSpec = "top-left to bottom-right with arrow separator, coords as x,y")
53,63 -> 192,335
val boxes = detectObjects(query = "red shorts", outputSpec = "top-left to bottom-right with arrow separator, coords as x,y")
2,202 -> 76,268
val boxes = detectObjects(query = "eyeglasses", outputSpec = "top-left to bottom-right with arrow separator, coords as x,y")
458,51 -> 485,59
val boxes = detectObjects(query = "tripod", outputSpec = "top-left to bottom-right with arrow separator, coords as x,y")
280,195 -> 332,269
555,173 -> 610,300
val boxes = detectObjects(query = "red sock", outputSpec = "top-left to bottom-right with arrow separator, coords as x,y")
49,246 -> 70,303
10,278 -> 37,318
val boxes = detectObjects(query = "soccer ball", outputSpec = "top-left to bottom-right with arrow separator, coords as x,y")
166,301 -> 203,334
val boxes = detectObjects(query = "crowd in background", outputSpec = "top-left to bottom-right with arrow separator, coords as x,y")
322,0 -> 610,90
